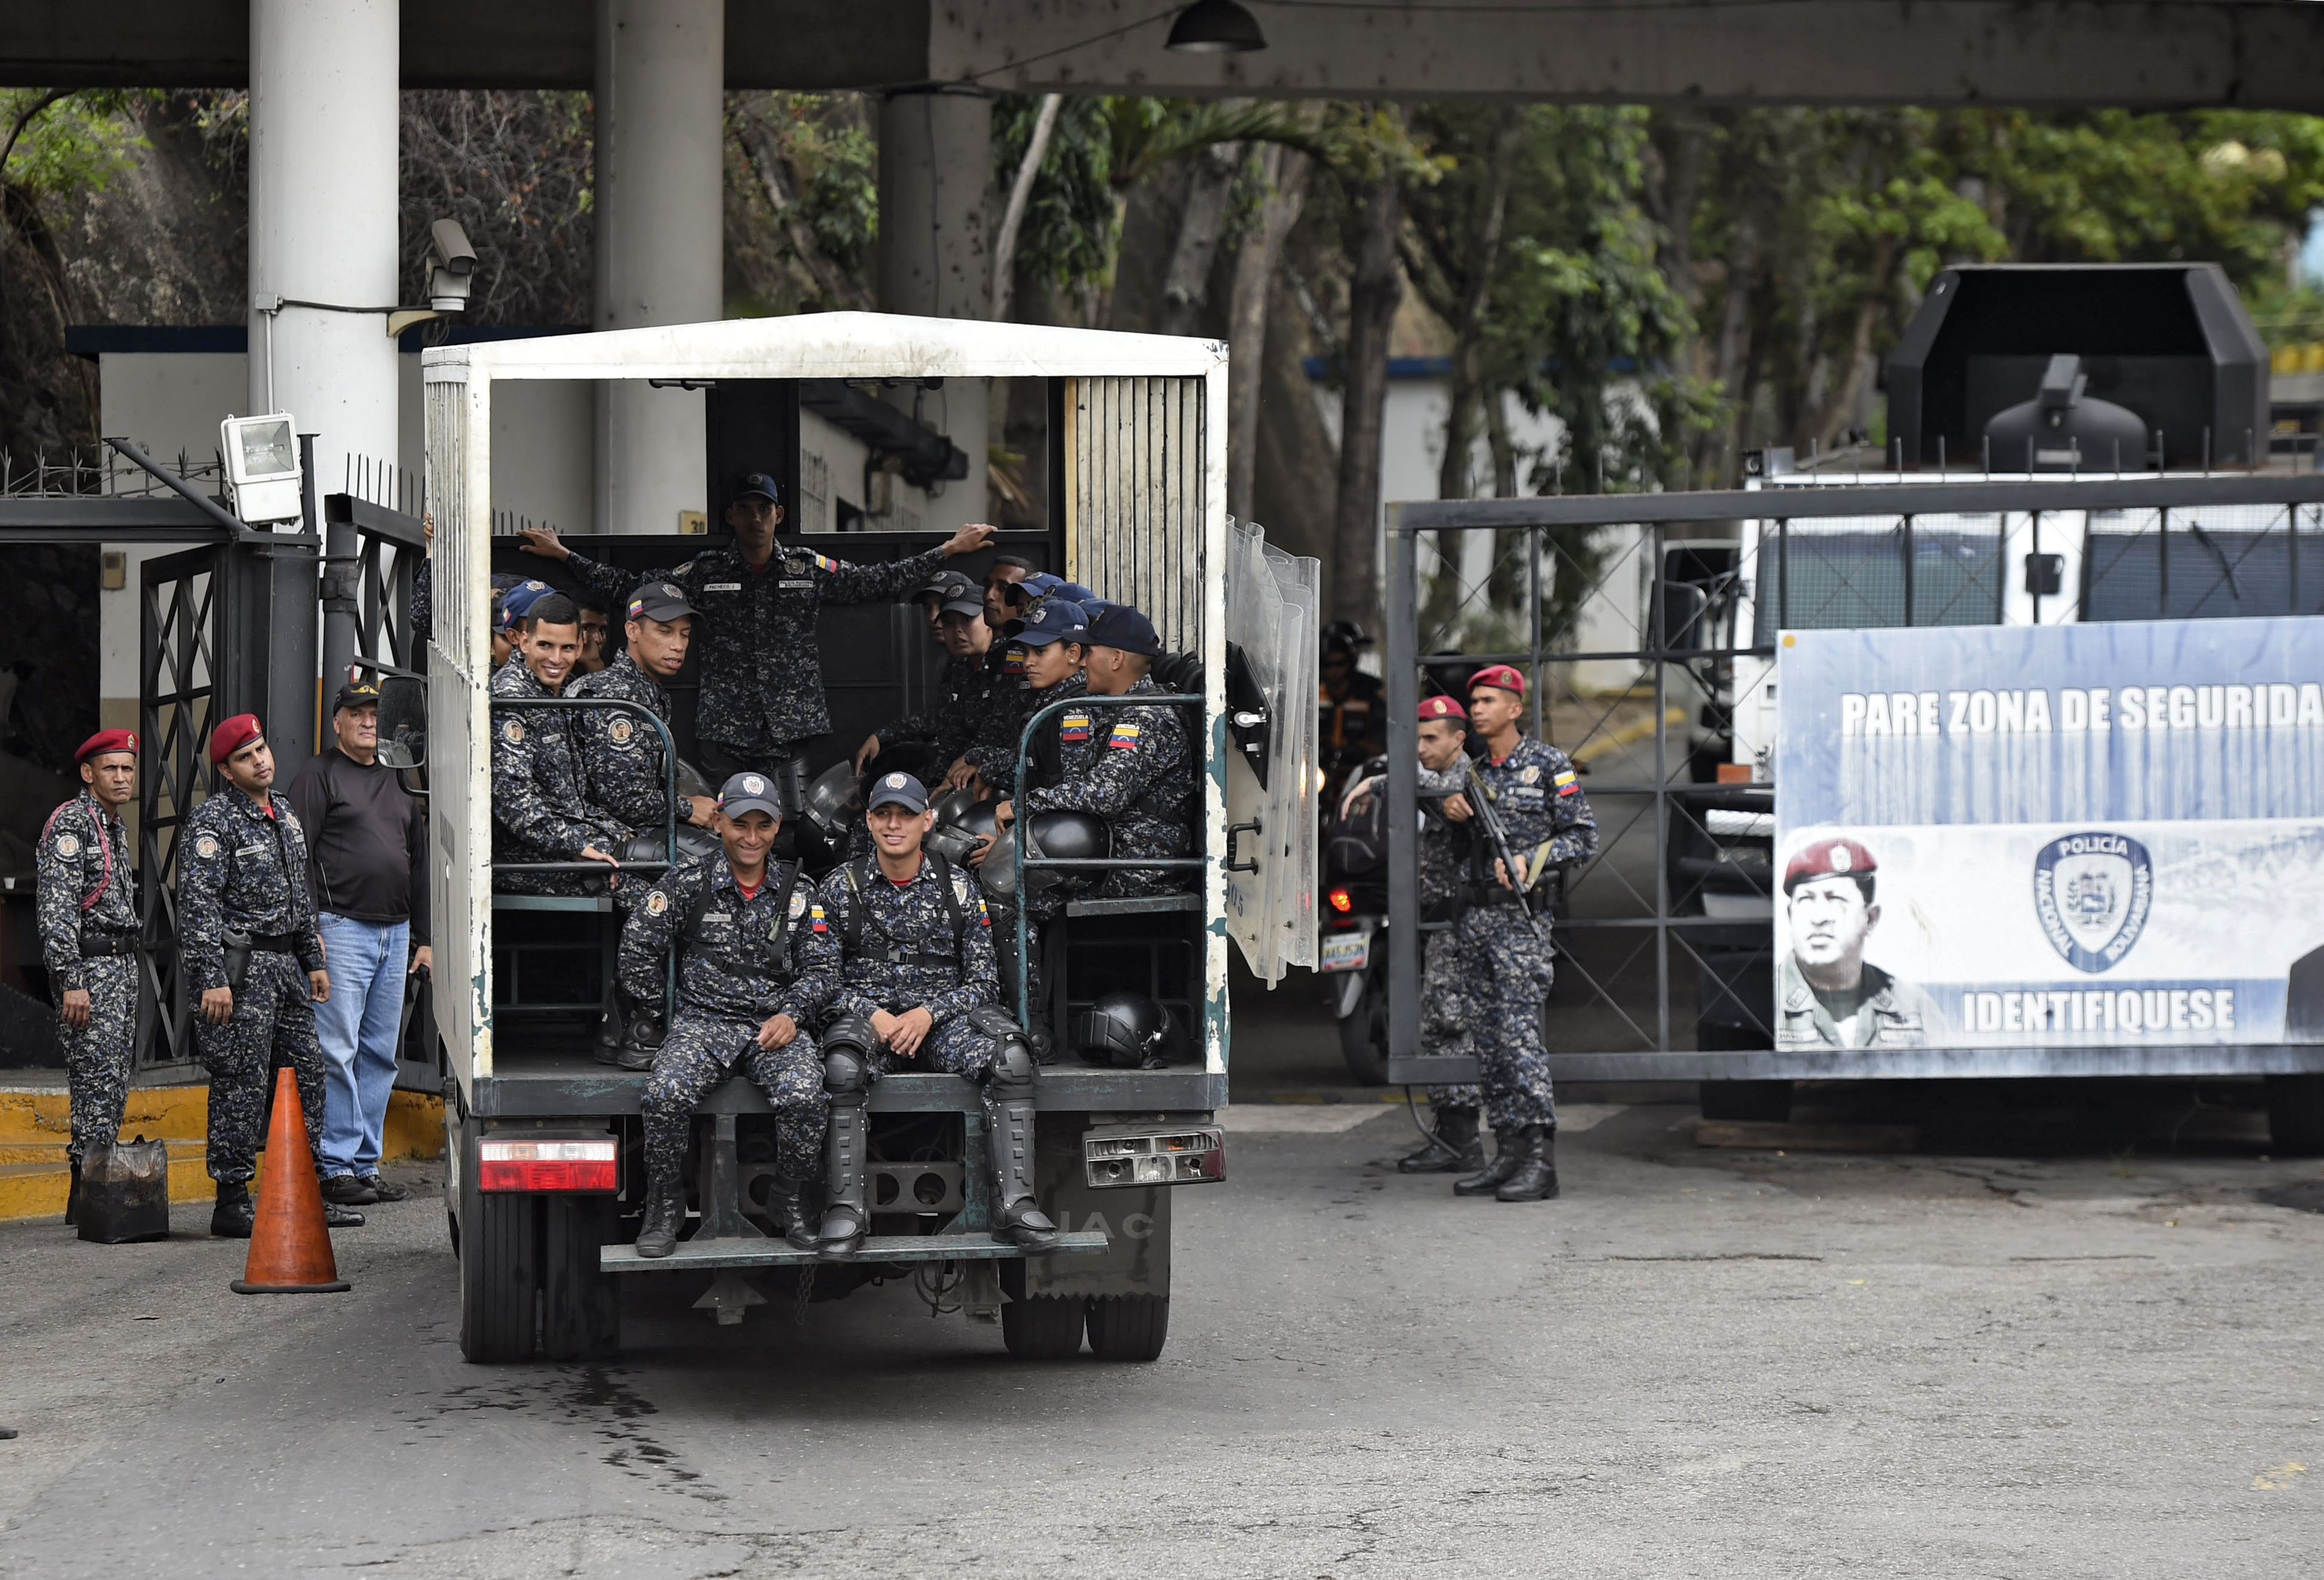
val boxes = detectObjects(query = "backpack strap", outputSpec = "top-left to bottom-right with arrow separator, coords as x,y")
928,851 -> 968,947
840,854 -> 872,960
763,859 -> 801,972
41,797 -> 116,915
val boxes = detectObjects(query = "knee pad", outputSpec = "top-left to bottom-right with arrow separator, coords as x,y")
823,1046 -> 869,1100
969,1005 -> 1036,1093
821,1013 -> 877,1060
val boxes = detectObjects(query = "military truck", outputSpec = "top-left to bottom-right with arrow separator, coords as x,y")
393,314 -> 1317,1363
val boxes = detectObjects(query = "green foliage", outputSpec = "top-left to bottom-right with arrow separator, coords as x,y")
0,88 -> 148,205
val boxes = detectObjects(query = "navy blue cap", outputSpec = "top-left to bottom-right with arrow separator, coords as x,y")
1053,580 -> 1098,605
1010,599 -> 1089,647
1005,571 -> 1063,607
865,771 -> 930,814
497,580 -> 553,629
717,771 -> 784,821
940,595 -> 985,620
1083,604 -> 1162,657
734,472 -> 781,504
912,568 -> 977,604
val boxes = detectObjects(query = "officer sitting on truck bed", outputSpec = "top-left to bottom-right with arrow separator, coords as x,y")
490,591 -> 629,895
995,603 -> 1194,900
852,577 -> 997,788
517,475 -> 999,794
813,771 -> 1061,1258
618,772 -> 836,1260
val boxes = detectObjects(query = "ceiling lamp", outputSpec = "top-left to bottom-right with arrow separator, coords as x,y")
1166,0 -> 1268,52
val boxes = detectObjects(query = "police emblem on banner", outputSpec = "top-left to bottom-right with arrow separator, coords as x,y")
2032,831 -> 2153,973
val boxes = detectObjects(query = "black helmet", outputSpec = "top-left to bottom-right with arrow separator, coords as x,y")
926,790 -> 999,865
802,758 -> 861,834
1025,811 -> 1108,896
1071,992 -> 1168,1068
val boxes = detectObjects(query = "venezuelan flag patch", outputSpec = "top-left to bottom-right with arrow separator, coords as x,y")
811,552 -> 839,573
809,904 -> 828,933
1060,711 -> 1092,743
1554,768 -> 1579,796
1108,722 -> 1141,750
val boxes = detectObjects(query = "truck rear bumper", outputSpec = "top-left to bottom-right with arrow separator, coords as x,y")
472,1060 -> 1226,1118
600,1230 -> 1111,1272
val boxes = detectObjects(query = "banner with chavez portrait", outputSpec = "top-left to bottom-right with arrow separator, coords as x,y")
1773,616 -> 2324,1050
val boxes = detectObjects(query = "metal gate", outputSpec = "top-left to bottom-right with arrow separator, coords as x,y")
137,544 -> 227,1068
1382,467 -> 2324,1083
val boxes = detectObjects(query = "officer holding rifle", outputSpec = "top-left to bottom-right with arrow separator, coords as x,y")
1442,666 -> 1596,1203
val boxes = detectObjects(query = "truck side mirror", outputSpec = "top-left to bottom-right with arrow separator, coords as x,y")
376,675 -> 427,769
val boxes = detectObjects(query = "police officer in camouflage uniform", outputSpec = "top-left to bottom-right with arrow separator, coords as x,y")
1445,666 -> 1597,1202
37,728 -> 141,1223
178,715 -> 361,1236
1000,604 -> 1194,901
854,586 -> 999,787
491,592 -> 628,896
814,772 -> 1061,1258
517,476 -> 998,788
620,773 -> 837,1259
950,571 -> 1071,797
572,580 -> 717,839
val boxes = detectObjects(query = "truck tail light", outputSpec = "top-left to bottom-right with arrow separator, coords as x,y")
478,1137 -> 619,1193
1328,886 -> 1353,913
1084,1127 -> 1225,1188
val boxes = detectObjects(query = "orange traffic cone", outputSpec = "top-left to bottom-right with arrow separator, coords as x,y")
230,1066 -> 351,1295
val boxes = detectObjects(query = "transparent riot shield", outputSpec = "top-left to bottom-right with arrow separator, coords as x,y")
1222,519 -> 1321,982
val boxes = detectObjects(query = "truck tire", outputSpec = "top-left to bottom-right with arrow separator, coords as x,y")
2267,1075 -> 2324,1157
1002,1295 -> 1086,1358
542,1196 -> 622,1360
1338,981 -> 1390,1086
1085,1294 -> 1169,1362
461,1192 -> 540,1363
1701,1080 -> 1791,1123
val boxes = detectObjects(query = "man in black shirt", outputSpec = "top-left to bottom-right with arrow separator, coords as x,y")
288,680 -> 431,1208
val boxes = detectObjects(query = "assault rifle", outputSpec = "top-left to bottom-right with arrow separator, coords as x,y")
1461,757 -> 1553,945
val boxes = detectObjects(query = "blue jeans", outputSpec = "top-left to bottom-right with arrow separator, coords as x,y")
315,913 -> 410,1178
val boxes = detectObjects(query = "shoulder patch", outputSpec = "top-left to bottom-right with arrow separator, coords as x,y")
674,561 -> 696,577
1108,721 -> 1142,749
193,833 -> 220,860
644,889 -> 669,917
809,903 -> 828,933
501,719 -> 525,744
608,717 -> 633,746
54,833 -> 79,859
789,888 -> 808,919
813,552 -> 839,573
1520,765 -> 1541,784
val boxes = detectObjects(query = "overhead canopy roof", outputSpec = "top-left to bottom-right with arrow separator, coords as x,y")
7,0 -> 2323,110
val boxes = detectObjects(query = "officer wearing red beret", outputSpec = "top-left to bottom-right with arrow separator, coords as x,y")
1778,836 -> 1934,1048
36,730 -> 142,1223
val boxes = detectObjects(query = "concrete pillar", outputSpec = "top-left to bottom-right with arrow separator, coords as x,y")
878,88 -> 993,530
247,0 -> 400,510
594,0 -> 724,534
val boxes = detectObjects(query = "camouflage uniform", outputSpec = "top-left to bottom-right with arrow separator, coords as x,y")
490,656 -> 628,895
1455,737 -> 1597,1131
619,855 -> 836,1185
562,542 -> 949,760
818,852 -> 1003,1081
985,673 -> 1089,1028
962,643 -> 1035,793
570,651 -> 679,836
876,648 -> 1009,770
1021,673 -> 1194,899
36,789 -> 140,1168
176,788 -> 330,1185
1417,789 -> 1484,1115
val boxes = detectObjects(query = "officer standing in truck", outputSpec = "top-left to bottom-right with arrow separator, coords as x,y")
813,772 -> 1061,1258
36,729 -> 141,1225
177,715 -> 362,1236
619,772 -> 836,1259
517,476 -> 999,789
1445,665 -> 1596,1204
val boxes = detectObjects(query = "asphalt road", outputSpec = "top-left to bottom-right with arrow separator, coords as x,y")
4,991 -> 2323,1577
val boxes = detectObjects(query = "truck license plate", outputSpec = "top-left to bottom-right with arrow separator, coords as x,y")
1319,929 -> 1371,973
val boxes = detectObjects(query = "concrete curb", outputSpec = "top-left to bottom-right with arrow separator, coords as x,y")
0,1086 -> 443,1222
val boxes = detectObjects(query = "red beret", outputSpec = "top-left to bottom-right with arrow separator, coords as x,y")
208,713 -> 265,766
76,728 -> 138,763
1783,837 -> 1878,894
1467,664 -> 1526,698
1417,695 -> 1467,723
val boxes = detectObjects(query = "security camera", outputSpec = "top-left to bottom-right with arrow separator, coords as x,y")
427,218 -> 476,313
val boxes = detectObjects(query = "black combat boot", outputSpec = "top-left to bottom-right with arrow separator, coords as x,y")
1452,1127 -> 1526,1197
210,1180 -> 255,1238
63,1160 -> 82,1226
816,1086 -> 869,1259
1397,1106 -> 1484,1174
768,1177 -> 819,1251
635,1169 -> 685,1259
1495,1125 -> 1560,1202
